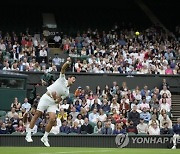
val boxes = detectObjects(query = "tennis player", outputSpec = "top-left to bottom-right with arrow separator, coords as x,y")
25,57 -> 76,147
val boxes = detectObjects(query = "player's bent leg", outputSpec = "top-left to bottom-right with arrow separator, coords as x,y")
25,110 -> 42,143
41,112 -> 56,147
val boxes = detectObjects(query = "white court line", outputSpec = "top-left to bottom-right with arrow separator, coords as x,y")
40,150 -> 112,154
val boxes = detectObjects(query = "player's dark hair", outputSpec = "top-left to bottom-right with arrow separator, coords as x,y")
68,75 -> 76,79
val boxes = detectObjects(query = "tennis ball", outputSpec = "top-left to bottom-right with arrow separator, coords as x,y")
135,31 -> 140,35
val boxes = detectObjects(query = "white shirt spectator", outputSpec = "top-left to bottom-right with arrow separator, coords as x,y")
50,118 -> 61,135
21,102 -> 31,112
110,102 -> 120,114
7,111 -> 18,119
3,66 -> 11,70
160,89 -> 171,98
59,103 -> 69,110
39,49 -> 47,57
89,112 -> 99,123
148,120 -> 160,127
97,113 -> 107,122
160,103 -> 171,112
74,118 -> 84,127
148,125 -> 160,135
137,123 -> 148,133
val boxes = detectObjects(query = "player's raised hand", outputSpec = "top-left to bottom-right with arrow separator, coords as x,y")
66,57 -> 71,65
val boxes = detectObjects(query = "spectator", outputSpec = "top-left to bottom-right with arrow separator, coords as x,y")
50,118 -> 61,135
74,114 -> 84,127
53,33 -> 61,48
159,113 -> 172,129
101,121 -> 112,135
160,86 -> 171,98
70,121 -> 81,134
128,105 -> 140,126
21,98 -> 31,113
159,93 -> 171,106
59,99 -> 69,112
0,123 -> 8,134
140,107 -> 151,123
80,118 -> 93,134
88,108 -> 99,124
57,108 -> 68,122
69,107 -> 79,121
119,98 -> 130,112
74,87 -> 82,98
39,47 -> 48,63
165,65 -> 173,75
6,107 -> 18,119
160,98 -> 171,113
137,118 -> 148,134
148,122 -> 160,135
160,78 -> 169,90
37,122 -> 45,133
111,108 -> 120,123
10,114 -> 20,129
101,99 -> 111,113
60,120 -> 70,134
6,121 -> 15,134
97,108 -> 107,122
3,62 -> 11,70
16,120 -> 25,133
149,114 -> 160,127
110,98 -> 120,114
107,118 -> 115,130
94,121 -> 103,134
66,114 -> 73,128
11,97 -> 21,112
113,123 -> 126,135
126,120 -> 138,134
160,122 -> 173,135
74,99 -> 81,112
90,99 -> 101,111
141,85 -> 150,97
138,97 -> 150,111
23,112 -> 37,134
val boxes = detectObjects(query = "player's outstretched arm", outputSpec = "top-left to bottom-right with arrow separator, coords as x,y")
61,57 -> 71,74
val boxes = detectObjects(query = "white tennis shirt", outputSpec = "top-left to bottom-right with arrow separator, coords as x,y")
47,73 -> 70,100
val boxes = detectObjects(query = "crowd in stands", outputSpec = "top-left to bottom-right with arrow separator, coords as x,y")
0,78 -> 178,136
0,23 -> 180,75
64,24 -> 180,74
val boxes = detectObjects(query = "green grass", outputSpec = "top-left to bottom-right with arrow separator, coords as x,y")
0,147 -> 180,154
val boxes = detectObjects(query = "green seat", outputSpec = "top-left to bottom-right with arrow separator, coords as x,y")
0,110 -> 6,117
91,133 -> 100,135
128,132 -> 136,136
11,132 -> 24,135
138,133 -> 148,136
49,133 -> 56,135
33,132 -> 44,136
58,132 -> 67,135
69,132 -> 78,135
0,116 -> 6,120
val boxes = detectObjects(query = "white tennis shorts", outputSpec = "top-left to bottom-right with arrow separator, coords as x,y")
37,93 -> 59,113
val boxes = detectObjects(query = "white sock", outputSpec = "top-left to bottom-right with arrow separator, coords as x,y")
27,128 -> 32,136
43,131 -> 49,138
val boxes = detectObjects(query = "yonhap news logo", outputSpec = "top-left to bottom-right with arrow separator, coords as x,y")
115,134 -> 129,148
115,135 -> 180,148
